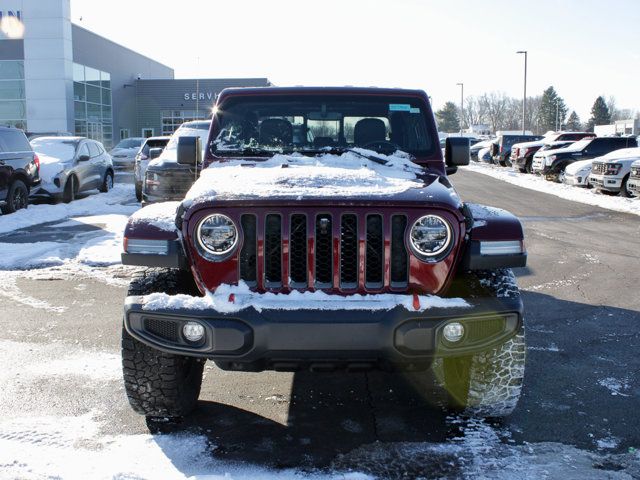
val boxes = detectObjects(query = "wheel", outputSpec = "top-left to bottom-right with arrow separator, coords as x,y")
620,174 -> 635,198
99,170 -> 114,193
63,175 -> 78,203
525,159 -> 533,174
435,269 -> 525,418
1,179 -> 28,214
122,268 -> 203,420
135,181 -> 143,202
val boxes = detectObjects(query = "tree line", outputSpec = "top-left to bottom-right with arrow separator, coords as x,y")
435,87 -> 637,134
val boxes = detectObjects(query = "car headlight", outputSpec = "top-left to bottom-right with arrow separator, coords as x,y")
409,215 -> 452,260
197,214 -> 238,258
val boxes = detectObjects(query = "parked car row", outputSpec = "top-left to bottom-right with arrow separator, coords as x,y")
471,131 -> 640,199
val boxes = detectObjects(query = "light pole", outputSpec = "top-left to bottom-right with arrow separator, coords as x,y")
456,82 -> 464,135
516,51 -> 527,134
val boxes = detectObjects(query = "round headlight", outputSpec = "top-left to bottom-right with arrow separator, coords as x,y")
197,214 -> 238,257
409,215 -> 452,259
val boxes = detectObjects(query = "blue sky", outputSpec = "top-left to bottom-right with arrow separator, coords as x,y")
71,0 -> 640,120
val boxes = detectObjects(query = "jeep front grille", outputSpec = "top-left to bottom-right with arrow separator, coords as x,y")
591,162 -> 606,175
238,212 -> 409,292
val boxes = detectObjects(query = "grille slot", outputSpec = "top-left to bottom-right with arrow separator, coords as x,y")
144,318 -> 178,342
390,215 -> 408,286
239,215 -> 257,285
315,214 -> 333,288
340,214 -> 359,288
289,214 -> 307,287
365,214 -> 384,288
264,214 -> 282,287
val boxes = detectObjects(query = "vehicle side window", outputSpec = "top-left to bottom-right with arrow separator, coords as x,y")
87,142 -> 100,157
0,129 -> 31,152
77,143 -> 90,158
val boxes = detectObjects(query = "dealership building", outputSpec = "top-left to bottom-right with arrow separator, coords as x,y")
0,0 -> 270,147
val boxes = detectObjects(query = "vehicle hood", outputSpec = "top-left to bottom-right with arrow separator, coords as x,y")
512,139 -> 544,150
565,159 -> 593,174
182,149 -> 462,209
110,147 -> 137,157
597,147 -> 640,164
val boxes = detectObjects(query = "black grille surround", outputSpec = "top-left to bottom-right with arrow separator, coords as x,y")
231,209 -> 430,293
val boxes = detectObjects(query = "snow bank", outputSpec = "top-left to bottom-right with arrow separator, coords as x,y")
142,281 -> 469,313
0,184 -> 136,234
462,163 -> 640,216
185,149 -> 424,204
128,201 -> 180,232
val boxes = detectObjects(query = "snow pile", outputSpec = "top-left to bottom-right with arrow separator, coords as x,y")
463,163 -> 640,216
141,281 -> 469,313
128,201 -> 180,232
184,149 -> 424,203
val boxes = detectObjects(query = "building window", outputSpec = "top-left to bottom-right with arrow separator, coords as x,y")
73,63 -> 113,148
160,110 -> 209,136
0,60 -> 27,130
142,128 -> 154,138
120,129 -> 130,140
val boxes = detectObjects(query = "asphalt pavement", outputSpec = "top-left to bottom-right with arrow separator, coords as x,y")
0,168 -> 638,478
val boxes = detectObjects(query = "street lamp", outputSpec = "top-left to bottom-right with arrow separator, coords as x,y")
516,51 -> 527,134
456,82 -> 464,136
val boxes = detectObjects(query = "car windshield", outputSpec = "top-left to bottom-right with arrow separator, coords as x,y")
115,138 -> 143,149
30,138 -> 78,161
213,95 -> 435,157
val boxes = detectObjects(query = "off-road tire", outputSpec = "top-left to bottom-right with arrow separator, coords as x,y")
99,170 -> 114,193
135,181 -> 143,202
122,268 -> 203,419
1,179 -> 28,214
436,268 -> 526,418
63,175 -> 77,203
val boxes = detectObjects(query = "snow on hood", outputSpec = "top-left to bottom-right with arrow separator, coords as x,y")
184,149 -> 425,204
597,147 -> 640,163
36,153 -> 66,183
141,280 -> 469,313
565,158 -> 594,175
128,201 -> 180,232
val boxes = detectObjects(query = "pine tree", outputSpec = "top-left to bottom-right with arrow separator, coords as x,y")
538,86 -> 568,132
586,96 -> 612,131
435,102 -> 460,133
565,111 -> 582,131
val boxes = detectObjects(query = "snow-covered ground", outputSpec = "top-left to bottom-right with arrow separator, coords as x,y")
462,162 -> 640,216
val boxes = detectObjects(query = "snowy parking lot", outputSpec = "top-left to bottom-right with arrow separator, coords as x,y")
0,173 -> 639,479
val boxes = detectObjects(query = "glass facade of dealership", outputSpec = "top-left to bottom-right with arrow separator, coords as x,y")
0,60 -> 27,130
73,63 -> 112,147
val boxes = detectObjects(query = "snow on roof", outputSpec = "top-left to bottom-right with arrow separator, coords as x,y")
128,201 -> 180,232
184,149 -> 424,204
141,280 -> 469,313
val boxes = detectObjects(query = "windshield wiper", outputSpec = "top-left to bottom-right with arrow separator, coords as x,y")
317,146 -> 390,166
215,146 -> 275,157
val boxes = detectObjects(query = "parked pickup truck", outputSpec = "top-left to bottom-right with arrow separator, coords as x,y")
492,134 -> 542,166
532,136 -> 638,181
588,147 -> 640,197
627,159 -> 640,197
511,132 -> 594,173
120,87 -> 528,422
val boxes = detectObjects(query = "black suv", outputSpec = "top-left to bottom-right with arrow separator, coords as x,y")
0,127 -> 40,214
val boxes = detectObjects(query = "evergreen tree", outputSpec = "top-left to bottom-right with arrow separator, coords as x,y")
586,96 -> 612,131
435,102 -> 460,133
565,111 -> 582,131
538,86 -> 568,132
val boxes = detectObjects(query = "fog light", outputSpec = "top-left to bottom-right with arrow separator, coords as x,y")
183,322 -> 205,342
443,322 -> 464,343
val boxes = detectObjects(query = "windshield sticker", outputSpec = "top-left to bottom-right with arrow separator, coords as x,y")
389,104 -> 411,112
410,107 -> 421,114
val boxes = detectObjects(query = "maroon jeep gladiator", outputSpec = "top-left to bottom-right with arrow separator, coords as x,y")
120,87 -> 527,421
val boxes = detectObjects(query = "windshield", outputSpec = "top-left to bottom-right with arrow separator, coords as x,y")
115,138 -> 143,149
30,139 -> 78,161
213,95 -> 435,157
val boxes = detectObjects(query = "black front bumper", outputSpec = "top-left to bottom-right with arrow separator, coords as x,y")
124,294 -> 524,370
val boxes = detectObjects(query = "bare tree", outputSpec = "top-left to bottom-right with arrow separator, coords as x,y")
462,96 -> 488,128
479,92 -> 510,132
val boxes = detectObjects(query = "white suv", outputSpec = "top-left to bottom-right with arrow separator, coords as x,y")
587,147 -> 640,197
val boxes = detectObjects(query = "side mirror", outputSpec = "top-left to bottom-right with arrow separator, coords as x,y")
177,136 -> 202,166
445,137 -> 470,174
148,147 -> 163,160
78,154 -> 90,162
